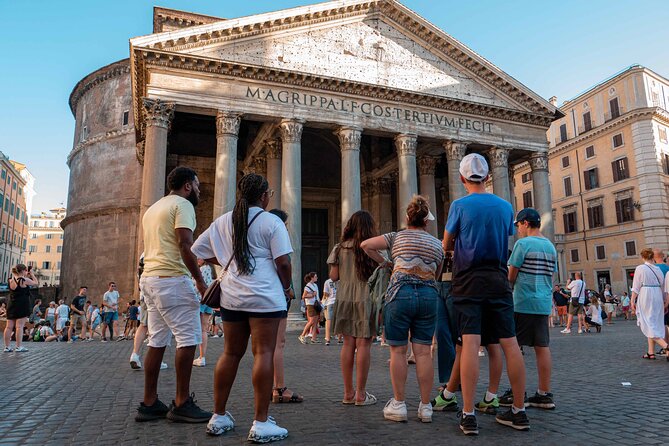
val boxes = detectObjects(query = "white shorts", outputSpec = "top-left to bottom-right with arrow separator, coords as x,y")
140,275 -> 202,349
56,319 -> 67,331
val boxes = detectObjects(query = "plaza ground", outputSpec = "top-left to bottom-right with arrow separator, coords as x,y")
0,318 -> 667,445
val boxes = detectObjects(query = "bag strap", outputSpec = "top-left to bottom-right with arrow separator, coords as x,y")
643,264 -> 662,287
223,210 -> 264,272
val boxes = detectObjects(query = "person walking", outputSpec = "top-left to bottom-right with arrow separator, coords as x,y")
192,173 -> 292,442
328,210 -> 379,407
621,292 -> 631,320
298,272 -> 321,344
603,285 -> 616,325
562,272 -> 586,334
102,282 -> 120,341
193,259 -> 215,367
442,153 -> 527,435
631,248 -> 669,360
69,287 -> 89,342
3,264 -> 38,352
505,208 -> 557,410
322,277 -> 338,346
553,285 -> 569,327
135,166 -> 211,424
361,195 -> 444,423
55,299 -> 69,335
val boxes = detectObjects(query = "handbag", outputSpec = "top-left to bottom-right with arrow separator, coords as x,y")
313,298 -> 323,314
200,210 -> 264,309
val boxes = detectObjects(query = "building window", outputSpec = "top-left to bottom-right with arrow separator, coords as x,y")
80,126 -> 88,142
583,112 -> 592,132
563,177 -> 573,197
522,191 -> 533,208
583,168 -> 599,190
45,246 -> 51,253
615,196 -> 635,223
42,261 -> 51,270
561,156 -> 570,168
57,261 -> 62,269
587,202 -> 605,228
609,97 -> 620,120
625,241 -> 637,257
585,145 -> 595,159
12,181 -> 16,190
560,124 -> 568,143
563,208 -> 578,233
0,170 -> 5,180
660,127 -> 668,144
570,249 -> 580,263
595,245 -> 606,260
612,157 -> 630,181
29,245 -> 36,253
60,234 -> 64,239
521,172 -> 532,183
30,233 -> 37,239
612,133 -> 624,148
57,245 -> 62,253
46,234 -> 53,240
27,261 -> 36,268
122,111 -> 130,126
663,153 -> 669,175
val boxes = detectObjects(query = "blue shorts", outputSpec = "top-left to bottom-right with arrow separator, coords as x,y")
383,284 -> 438,346
104,311 -> 118,324
200,304 -> 214,315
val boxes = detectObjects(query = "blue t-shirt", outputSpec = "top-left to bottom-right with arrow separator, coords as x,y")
446,193 -> 514,297
656,263 -> 669,278
508,236 -> 557,315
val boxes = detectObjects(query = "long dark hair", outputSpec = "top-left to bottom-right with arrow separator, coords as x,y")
232,173 -> 268,275
340,210 -> 378,282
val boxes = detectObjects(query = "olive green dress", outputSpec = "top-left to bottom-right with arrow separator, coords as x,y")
327,241 -> 376,339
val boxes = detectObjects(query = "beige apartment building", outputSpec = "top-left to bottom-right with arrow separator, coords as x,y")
0,153 -> 31,283
514,65 -> 669,294
27,207 -> 65,286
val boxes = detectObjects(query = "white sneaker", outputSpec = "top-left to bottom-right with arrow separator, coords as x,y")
160,362 -> 168,370
130,353 -> 142,370
418,401 -> 433,423
578,329 -> 583,334
383,398 -> 408,422
478,350 -> 486,357
3,347 -> 13,352
206,411 -> 235,436
247,416 -> 288,443
15,346 -> 28,352
560,328 -> 571,334
212,334 -> 219,338
193,357 -> 206,367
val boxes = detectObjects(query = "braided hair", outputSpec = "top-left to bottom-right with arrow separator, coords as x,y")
232,173 -> 269,275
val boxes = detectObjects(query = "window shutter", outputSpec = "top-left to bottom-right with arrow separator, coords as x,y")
622,157 -> 629,178
587,207 -> 594,228
615,200 -> 623,223
593,168 -> 599,188
612,161 -> 619,182
583,170 -> 591,190
563,213 -> 569,233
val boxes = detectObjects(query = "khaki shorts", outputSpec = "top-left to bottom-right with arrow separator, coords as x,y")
306,305 -> 317,318
568,302 -> 584,316
70,313 -> 87,328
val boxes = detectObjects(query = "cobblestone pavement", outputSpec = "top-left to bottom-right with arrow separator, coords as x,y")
1,318 -> 667,445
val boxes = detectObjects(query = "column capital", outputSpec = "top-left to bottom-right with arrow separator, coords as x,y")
488,146 -> 510,168
443,140 -> 468,161
394,133 -> 418,156
529,151 -> 549,172
264,138 -> 282,159
142,98 -> 175,129
279,118 -> 305,143
335,126 -> 363,152
216,111 -> 242,137
245,156 -> 266,175
418,156 -> 438,176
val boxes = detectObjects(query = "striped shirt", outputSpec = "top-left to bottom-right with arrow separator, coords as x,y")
383,229 -> 444,302
508,236 -> 557,315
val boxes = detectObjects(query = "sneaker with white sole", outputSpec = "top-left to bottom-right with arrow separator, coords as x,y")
3,347 -> 13,352
577,329 -> 583,334
206,411 -> 235,436
418,401 -> 433,423
298,335 -> 307,345
247,416 -> 288,443
130,353 -> 142,370
160,362 -> 168,370
15,346 -> 28,352
560,328 -> 571,334
383,398 -> 408,422
193,357 -> 206,367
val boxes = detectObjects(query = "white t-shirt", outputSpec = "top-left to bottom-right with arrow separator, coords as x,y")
40,326 -> 54,337
56,304 -> 69,320
567,279 -> 586,304
304,283 -> 319,306
191,207 -> 293,312
322,279 -> 337,306
588,304 -> 603,325
46,307 -> 56,318
91,308 -> 100,323
103,291 -> 119,312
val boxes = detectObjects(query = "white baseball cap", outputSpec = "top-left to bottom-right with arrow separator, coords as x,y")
459,153 -> 489,182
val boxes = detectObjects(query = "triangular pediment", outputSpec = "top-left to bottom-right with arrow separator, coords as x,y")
131,0 -> 559,117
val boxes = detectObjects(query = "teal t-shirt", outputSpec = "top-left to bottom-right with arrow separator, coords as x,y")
508,236 -> 557,315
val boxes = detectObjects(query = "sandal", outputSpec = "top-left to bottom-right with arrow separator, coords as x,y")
642,353 -> 656,360
342,397 -> 355,405
272,387 -> 303,403
355,392 -> 378,406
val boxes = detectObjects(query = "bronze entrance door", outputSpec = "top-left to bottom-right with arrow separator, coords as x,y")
301,208 -> 330,295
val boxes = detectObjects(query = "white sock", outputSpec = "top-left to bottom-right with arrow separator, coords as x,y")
442,389 -> 455,399
512,405 -> 525,414
211,413 -> 226,421
485,391 -> 497,401
537,389 -> 548,396
463,410 -> 475,417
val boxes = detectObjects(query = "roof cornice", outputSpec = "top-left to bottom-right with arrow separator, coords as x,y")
69,59 -> 130,116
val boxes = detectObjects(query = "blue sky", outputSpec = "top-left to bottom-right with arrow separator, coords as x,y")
2,0 -> 668,213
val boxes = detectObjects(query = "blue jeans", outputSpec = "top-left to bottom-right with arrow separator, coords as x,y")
383,284 -> 438,346
436,282 -> 456,384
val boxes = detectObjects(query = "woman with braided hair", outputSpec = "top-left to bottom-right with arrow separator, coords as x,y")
192,173 -> 293,442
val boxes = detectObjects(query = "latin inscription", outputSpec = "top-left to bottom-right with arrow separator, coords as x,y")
246,87 -> 493,133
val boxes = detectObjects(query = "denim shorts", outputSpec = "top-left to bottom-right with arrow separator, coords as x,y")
383,284 -> 438,346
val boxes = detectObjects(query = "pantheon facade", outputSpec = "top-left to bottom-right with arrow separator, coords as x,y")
62,0 -> 561,302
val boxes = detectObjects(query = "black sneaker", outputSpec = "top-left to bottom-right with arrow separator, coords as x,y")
458,411 -> 479,436
496,408 -> 530,431
135,398 -> 169,422
528,392 -> 556,410
498,389 -> 529,407
166,393 -> 213,423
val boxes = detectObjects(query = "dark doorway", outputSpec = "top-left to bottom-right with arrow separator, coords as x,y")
596,271 -> 611,292
302,208 -> 329,295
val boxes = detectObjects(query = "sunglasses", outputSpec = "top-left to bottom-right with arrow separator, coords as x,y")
265,189 -> 275,198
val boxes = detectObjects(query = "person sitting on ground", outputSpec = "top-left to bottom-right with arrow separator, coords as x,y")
585,295 -> 603,333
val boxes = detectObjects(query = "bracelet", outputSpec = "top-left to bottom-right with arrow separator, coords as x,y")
283,286 -> 292,292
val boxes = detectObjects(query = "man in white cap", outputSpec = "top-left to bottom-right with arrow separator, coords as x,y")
441,153 -> 528,435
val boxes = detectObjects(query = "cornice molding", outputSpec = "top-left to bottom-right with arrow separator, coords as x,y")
153,7 -> 223,33
69,59 -> 130,116
61,205 -> 139,229
66,127 -> 135,167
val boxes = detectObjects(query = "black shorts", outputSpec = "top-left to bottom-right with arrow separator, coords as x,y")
515,313 -> 550,347
220,307 -> 287,322
452,295 -> 515,345
664,311 -> 669,326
